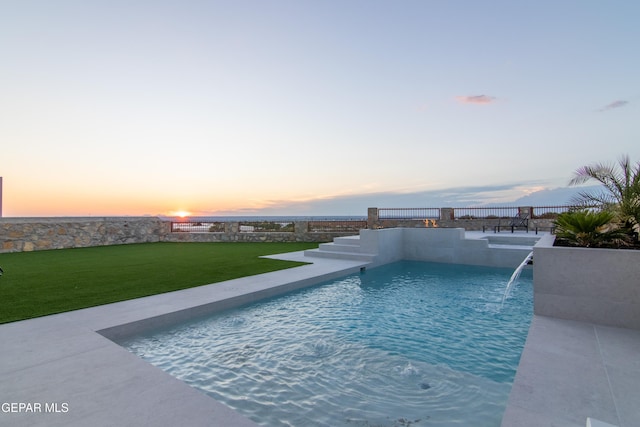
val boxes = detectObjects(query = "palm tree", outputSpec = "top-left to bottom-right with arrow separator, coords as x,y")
569,155 -> 640,235
554,210 -> 632,248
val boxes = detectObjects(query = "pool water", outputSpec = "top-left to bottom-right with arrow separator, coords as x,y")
120,260 -> 533,427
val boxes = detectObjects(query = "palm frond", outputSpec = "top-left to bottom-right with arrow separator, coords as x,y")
568,155 -> 640,233
554,210 -> 632,248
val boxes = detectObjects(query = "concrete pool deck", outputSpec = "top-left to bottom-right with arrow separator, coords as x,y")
502,316 -> 640,427
1,233 -> 639,426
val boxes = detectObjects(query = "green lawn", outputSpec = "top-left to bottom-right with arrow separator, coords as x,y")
0,242 -> 317,324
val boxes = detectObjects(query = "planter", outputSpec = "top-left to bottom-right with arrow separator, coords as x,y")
534,234 -> 640,329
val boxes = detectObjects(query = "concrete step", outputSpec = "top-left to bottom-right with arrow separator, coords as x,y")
332,235 -> 361,246
304,248 -> 376,262
318,242 -> 364,253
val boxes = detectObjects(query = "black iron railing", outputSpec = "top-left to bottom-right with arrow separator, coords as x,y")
238,221 -> 294,232
453,206 -> 519,219
377,206 -> 579,220
171,221 -> 225,232
530,205 -> 578,218
169,206 -> 581,233
378,208 -> 440,220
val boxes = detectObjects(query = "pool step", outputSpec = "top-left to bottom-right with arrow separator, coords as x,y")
304,235 -> 376,262
304,248 -> 376,262
317,242 -> 362,253
332,235 -> 362,246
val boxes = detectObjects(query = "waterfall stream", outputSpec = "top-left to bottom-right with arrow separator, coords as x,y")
501,251 -> 533,306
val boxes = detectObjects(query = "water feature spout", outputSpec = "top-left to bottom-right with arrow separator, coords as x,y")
501,251 -> 533,306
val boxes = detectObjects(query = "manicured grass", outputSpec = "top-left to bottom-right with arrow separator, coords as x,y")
0,242 -> 317,324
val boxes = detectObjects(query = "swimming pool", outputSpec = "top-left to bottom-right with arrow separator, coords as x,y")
120,260 -> 533,427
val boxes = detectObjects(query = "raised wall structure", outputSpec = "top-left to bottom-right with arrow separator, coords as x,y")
0,218 -> 356,253
533,234 -> 640,330
308,227 -> 536,269
163,221 -> 350,244
0,217 -> 166,253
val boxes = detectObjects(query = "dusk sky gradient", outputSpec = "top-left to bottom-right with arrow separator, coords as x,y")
2,1 -> 639,217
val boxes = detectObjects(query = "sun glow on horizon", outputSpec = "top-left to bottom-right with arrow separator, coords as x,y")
173,210 -> 191,218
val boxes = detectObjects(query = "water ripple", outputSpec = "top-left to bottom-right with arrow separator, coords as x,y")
120,261 -> 532,427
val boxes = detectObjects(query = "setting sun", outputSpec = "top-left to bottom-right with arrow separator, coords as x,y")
173,211 -> 191,218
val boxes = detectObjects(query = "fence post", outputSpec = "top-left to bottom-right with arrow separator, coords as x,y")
441,208 -> 455,221
294,221 -> 308,241
519,206 -> 533,217
367,207 -> 379,229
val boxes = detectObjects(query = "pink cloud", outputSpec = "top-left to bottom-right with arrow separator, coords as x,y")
597,100 -> 628,112
455,95 -> 497,104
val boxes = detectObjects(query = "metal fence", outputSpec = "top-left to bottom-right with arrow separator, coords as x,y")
238,221 -> 294,232
378,208 -> 441,220
377,205 -> 579,220
530,205 -> 579,218
170,206 -> 581,234
453,206 -> 519,219
170,220 -> 369,234
171,221 -> 225,232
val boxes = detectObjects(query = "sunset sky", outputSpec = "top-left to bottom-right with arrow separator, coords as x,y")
1,1 -> 639,217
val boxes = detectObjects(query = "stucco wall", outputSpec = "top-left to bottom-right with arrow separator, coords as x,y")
359,228 -> 534,268
534,235 -> 640,329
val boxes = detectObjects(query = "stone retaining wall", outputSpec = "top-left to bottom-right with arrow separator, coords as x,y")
163,221 -> 353,244
0,218 -> 354,253
0,217 -> 166,253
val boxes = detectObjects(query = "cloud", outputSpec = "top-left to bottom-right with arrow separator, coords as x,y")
206,182 -> 591,217
455,95 -> 497,104
597,100 -> 629,112
513,185 -> 601,205
190,181 -> 606,218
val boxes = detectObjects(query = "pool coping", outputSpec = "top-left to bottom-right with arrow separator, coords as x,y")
501,317 -> 640,427
1,243 -> 638,426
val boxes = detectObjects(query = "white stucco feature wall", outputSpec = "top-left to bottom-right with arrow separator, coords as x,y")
534,236 -> 640,330
357,228 -> 534,269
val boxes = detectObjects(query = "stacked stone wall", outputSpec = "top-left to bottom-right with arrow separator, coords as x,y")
162,231 -> 347,244
160,221 -> 349,243
0,218 -> 351,253
0,217 -> 166,253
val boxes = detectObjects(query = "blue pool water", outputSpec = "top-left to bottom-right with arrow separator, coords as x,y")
120,260 -> 533,427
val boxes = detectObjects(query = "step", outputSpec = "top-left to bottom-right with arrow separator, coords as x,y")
304,248 -> 376,262
318,242 -> 364,253
332,235 -> 361,246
